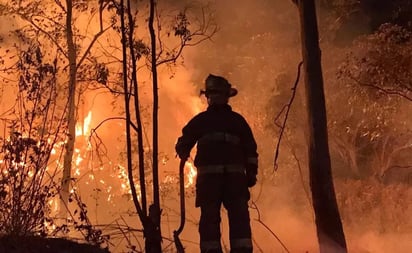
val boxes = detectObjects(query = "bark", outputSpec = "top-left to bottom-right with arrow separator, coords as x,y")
147,0 -> 162,252
119,0 -> 145,226
119,0 -> 161,252
295,0 -> 348,252
60,0 -> 77,215
126,0 -> 147,217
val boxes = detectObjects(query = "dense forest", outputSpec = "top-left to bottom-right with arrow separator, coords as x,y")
0,0 -> 411,252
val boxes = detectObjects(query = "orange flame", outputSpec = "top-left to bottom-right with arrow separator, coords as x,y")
76,111 -> 92,137
184,161 -> 197,188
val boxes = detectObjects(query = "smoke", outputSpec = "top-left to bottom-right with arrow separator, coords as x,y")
0,14 -> 19,121
164,0 -> 412,252
0,0 -> 411,252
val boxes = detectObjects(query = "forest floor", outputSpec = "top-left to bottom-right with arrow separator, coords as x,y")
0,235 -> 110,253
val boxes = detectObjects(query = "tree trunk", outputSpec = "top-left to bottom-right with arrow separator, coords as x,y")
61,0 -> 77,217
126,0 -> 147,217
119,0 -> 145,232
295,0 -> 348,252
148,0 -> 162,252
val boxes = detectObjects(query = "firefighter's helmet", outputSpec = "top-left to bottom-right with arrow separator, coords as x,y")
201,74 -> 238,97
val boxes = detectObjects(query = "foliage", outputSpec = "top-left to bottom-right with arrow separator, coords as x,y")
0,132 -> 57,236
326,23 -> 412,179
0,0 -> 114,89
319,0 -> 412,30
339,23 -> 412,100
0,43 -> 64,236
69,191 -> 110,247
0,28 -> 107,245
336,179 -> 412,233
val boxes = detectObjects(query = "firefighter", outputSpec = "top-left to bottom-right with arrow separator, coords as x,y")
175,74 -> 258,253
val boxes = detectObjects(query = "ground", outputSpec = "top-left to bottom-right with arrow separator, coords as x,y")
0,235 -> 110,253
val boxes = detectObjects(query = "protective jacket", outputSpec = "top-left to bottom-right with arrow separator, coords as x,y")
176,104 -> 258,173
176,104 -> 258,253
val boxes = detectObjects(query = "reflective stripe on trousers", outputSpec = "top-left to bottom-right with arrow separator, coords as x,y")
200,240 -> 222,253
200,238 -> 252,253
231,238 -> 253,251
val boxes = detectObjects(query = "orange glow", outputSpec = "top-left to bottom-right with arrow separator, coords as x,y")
76,111 -> 93,137
184,161 -> 197,188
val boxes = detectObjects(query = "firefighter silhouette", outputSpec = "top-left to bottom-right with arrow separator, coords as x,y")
176,74 -> 258,253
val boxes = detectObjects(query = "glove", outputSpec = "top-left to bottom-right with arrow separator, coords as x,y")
176,151 -> 189,161
175,138 -> 190,160
246,172 -> 257,187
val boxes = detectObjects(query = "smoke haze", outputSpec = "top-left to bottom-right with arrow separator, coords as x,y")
0,0 -> 411,252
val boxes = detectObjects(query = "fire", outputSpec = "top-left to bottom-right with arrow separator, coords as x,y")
184,161 -> 197,188
76,111 -> 93,137
74,149 -> 83,166
73,112 -> 143,203
48,198 -> 59,213
1,102 -> 190,235
41,109 -> 144,216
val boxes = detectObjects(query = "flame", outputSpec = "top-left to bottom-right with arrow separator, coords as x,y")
0,105 -> 145,229
76,111 -> 92,137
75,154 -> 83,166
48,198 -> 59,213
71,110 -> 145,204
184,161 -> 197,188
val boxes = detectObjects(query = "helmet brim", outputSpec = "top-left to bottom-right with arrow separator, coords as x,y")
228,88 -> 238,97
200,87 -> 238,97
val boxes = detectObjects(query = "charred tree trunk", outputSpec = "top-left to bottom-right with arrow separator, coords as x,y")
295,0 -> 347,252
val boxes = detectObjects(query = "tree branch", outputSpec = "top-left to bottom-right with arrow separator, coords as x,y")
347,74 -> 412,102
250,201 -> 290,253
273,61 -> 303,171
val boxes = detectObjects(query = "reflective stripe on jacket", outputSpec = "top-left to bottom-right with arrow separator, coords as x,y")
198,132 -> 241,145
196,164 -> 244,175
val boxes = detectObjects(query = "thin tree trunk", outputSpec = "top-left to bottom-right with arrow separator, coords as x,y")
147,0 -> 162,252
60,0 -> 77,216
120,0 -> 145,223
126,0 -> 147,217
295,0 -> 347,252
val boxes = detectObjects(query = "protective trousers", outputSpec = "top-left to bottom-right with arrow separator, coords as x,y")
196,169 -> 253,253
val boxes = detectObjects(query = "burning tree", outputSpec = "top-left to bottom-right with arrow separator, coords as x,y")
0,0 -> 115,215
